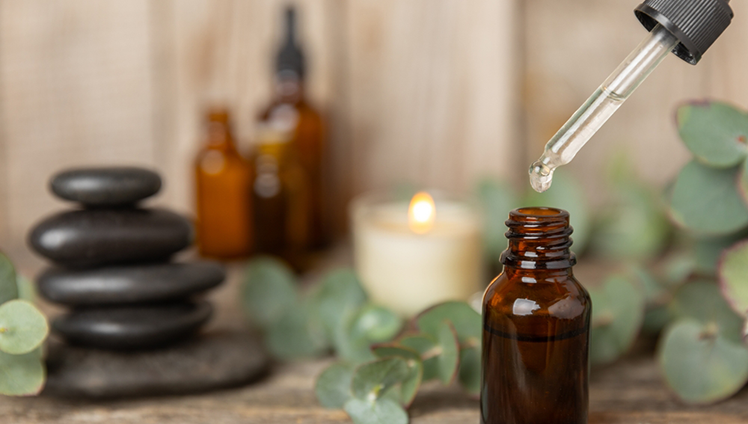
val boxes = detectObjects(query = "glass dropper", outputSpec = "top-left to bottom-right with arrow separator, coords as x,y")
528,23 -> 679,193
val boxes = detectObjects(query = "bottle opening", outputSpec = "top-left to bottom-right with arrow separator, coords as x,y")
502,207 -> 575,269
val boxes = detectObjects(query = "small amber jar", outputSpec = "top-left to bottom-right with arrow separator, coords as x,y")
194,109 -> 253,259
481,207 -> 591,424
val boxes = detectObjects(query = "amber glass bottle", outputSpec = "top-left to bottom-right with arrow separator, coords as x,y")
481,207 -> 591,424
258,6 -> 326,249
194,109 -> 253,259
251,126 -> 310,268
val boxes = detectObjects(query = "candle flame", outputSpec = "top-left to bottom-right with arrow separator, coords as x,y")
408,192 -> 436,234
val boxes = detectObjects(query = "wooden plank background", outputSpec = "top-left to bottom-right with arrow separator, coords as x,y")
0,0 -> 746,266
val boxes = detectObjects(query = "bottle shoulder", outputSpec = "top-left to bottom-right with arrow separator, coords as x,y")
484,272 -> 590,321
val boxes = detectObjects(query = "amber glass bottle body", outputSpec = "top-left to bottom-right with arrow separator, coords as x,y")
194,109 -> 253,259
259,73 -> 325,250
481,207 -> 591,424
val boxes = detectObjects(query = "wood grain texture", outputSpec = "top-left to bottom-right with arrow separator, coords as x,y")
346,0 -> 520,193
0,0 -> 157,258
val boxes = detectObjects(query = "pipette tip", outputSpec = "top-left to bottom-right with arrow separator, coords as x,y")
529,161 -> 554,193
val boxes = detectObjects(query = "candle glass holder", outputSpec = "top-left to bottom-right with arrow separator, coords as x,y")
350,189 -> 484,316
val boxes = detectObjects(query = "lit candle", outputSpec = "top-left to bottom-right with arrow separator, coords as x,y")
351,191 -> 483,316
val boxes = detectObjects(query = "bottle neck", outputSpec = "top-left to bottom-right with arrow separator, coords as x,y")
204,111 -> 235,150
274,71 -> 305,103
500,207 -> 576,271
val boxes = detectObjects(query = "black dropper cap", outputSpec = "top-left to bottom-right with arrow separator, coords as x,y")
635,0 -> 733,65
275,6 -> 305,79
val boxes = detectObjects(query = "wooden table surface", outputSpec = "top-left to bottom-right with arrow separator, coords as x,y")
2,254 -> 748,423
2,350 -> 748,424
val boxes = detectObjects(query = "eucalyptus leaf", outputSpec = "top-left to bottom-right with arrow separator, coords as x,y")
0,252 -> 18,305
350,304 -> 402,344
0,349 -> 45,396
669,160 -> 748,235
312,268 -> 368,340
659,319 -> 748,404
476,179 -> 519,267
242,257 -> 297,328
399,335 -> 439,381
693,231 -> 748,275
335,304 -> 402,365
590,184 -> 670,260
316,362 -> 355,409
265,299 -> 327,360
436,322 -> 460,385
0,300 -> 49,355
351,357 -> 410,401
676,101 -> 748,168
373,346 -> 423,407
344,397 -> 408,424
719,240 -> 748,317
458,347 -> 481,395
415,301 -> 481,345
589,274 -> 645,365
670,280 -> 744,344
662,252 -> 697,285
524,170 -> 592,254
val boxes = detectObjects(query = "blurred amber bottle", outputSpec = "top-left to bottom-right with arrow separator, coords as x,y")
258,6 -> 327,249
194,109 -> 253,259
252,126 -> 310,268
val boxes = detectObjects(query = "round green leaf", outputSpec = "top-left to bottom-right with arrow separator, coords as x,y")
589,274 -> 645,365
351,357 -> 410,401
659,319 -> 748,404
372,346 -> 422,407
590,184 -> 671,260
316,362 -> 355,409
265,300 -> 327,360
677,101 -> 748,167
350,304 -> 402,344
399,335 -> 439,381
662,252 -> 697,285
242,257 -> 297,328
720,240 -> 748,317
0,349 -> 45,396
524,170 -> 592,253
693,232 -> 747,275
670,280 -> 744,344
0,300 -> 49,355
312,268 -> 368,339
476,179 -> 519,266
436,322 -> 460,385
334,303 -> 401,365
415,301 -> 481,345
0,252 -> 18,305
458,347 -> 481,395
344,397 -> 408,424
670,160 -> 748,235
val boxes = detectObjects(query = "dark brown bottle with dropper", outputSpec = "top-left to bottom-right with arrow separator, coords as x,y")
481,207 -> 591,424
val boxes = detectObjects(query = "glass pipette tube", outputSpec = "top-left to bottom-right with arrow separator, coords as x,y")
529,24 -> 679,192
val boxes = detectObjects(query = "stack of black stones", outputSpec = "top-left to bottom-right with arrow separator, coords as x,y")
29,167 -> 224,350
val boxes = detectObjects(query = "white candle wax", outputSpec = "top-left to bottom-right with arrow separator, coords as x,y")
352,193 -> 483,316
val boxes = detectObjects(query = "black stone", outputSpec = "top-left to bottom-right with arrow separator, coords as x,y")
28,208 -> 193,268
52,301 -> 212,350
51,167 -> 162,206
37,262 -> 225,306
44,330 -> 269,398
